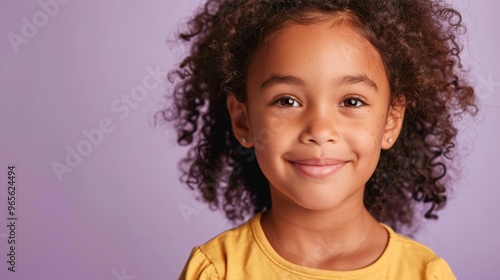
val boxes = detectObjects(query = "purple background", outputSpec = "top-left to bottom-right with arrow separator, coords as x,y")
0,0 -> 498,279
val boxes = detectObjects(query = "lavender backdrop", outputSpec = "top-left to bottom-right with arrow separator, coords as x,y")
0,0 -> 498,279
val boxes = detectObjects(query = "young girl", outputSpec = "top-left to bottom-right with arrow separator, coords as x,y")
163,0 -> 477,279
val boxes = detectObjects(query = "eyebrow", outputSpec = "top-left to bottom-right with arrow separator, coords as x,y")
260,74 -> 305,91
337,74 -> 378,92
260,73 -> 379,92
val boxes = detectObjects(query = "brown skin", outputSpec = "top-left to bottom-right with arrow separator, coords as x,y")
260,206 -> 388,270
165,0 -> 477,233
227,17 -> 405,270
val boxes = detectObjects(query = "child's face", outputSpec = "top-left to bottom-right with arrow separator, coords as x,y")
228,17 -> 405,212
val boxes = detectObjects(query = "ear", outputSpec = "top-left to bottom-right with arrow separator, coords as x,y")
227,93 -> 253,148
381,98 -> 406,150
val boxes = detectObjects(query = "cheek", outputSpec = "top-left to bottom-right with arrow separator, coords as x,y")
249,118 -> 283,153
251,126 -> 276,152
345,119 -> 386,151
248,110 -> 298,150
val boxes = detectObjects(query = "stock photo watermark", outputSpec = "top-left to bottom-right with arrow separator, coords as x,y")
111,267 -> 135,280
7,0 -> 71,54
475,73 -> 500,102
51,65 -> 167,183
179,198 -> 208,225
6,166 -> 18,273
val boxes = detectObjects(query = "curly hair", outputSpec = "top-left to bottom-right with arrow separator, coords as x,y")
159,0 -> 477,232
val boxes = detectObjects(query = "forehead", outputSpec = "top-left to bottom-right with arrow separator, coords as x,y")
264,20 -> 380,62
247,17 -> 388,92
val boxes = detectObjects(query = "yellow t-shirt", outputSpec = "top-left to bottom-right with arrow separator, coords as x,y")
179,213 -> 455,279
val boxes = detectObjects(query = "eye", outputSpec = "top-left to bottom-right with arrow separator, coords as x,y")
273,96 -> 301,107
339,96 -> 366,108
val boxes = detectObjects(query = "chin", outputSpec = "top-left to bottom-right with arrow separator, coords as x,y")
291,195 -> 347,212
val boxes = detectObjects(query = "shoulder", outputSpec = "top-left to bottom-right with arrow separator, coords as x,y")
179,214 -> 259,280
179,247 -> 219,280
382,224 -> 456,279
384,224 -> 438,260
199,215 -> 255,257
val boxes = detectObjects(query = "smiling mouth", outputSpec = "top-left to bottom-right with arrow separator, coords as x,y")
289,158 -> 347,179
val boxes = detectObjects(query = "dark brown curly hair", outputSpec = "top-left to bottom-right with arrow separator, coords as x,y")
159,0 -> 477,232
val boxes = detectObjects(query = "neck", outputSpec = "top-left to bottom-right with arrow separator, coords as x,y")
260,192 -> 388,270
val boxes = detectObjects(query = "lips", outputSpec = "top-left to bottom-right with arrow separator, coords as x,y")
289,158 -> 346,178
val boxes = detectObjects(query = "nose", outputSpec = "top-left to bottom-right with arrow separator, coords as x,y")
298,111 -> 340,145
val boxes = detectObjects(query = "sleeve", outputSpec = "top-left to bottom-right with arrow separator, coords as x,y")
425,257 -> 457,280
178,247 -> 220,280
